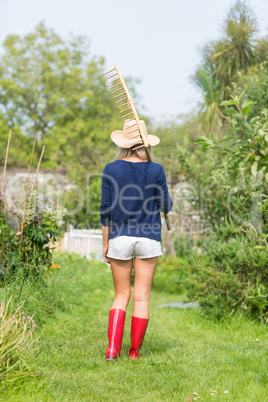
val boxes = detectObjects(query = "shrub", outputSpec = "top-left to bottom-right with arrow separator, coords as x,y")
0,190 -> 65,283
152,255 -> 192,295
186,218 -> 268,322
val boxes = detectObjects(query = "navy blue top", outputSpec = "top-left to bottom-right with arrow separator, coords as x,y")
99,160 -> 173,241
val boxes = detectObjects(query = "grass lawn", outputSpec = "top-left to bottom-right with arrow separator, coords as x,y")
1,252 -> 268,401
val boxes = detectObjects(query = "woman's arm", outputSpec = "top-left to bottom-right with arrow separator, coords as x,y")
156,165 -> 173,214
102,225 -> 110,246
101,225 -> 110,264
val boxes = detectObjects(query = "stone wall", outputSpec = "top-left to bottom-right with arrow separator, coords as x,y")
1,167 -> 71,201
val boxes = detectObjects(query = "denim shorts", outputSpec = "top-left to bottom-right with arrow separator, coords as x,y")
106,235 -> 162,260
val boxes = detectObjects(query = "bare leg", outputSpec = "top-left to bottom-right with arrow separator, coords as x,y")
132,257 -> 158,318
110,258 -> 133,311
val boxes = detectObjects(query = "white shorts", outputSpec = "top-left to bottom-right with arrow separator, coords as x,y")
106,236 -> 162,260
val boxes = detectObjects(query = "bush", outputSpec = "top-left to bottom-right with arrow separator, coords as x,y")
0,190 -> 65,283
152,255 -> 192,295
186,218 -> 268,322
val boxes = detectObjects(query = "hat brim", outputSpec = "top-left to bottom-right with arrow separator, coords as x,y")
111,130 -> 160,148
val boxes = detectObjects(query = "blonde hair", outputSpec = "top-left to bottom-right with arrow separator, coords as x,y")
114,145 -> 152,161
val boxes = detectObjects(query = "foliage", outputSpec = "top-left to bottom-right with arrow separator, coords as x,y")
193,0 -> 268,131
186,218 -> 268,322
153,114 -> 206,179
0,115 -> 30,167
0,190 -> 65,282
211,0 -> 257,82
237,61 -> 268,116
152,255 -> 191,295
194,92 -> 268,229
172,88 -> 268,323
0,22 -> 128,229
173,233 -> 206,263
192,66 -> 224,132
63,175 -> 102,230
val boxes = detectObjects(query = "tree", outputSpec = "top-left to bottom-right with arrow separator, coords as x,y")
0,22 -> 132,228
210,0 -> 257,87
192,0 -> 268,132
0,22 -> 121,173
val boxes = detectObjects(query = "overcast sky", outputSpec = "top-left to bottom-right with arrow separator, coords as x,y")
0,0 -> 267,124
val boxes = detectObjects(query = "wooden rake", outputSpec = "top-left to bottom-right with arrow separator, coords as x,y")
105,65 -> 171,230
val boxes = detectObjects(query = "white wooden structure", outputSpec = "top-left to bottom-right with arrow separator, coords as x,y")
64,228 -> 103,261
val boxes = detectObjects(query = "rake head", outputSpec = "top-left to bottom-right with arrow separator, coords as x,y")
105,65 -> 149,150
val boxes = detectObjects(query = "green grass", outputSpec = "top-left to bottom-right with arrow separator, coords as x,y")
1,252 -> 268,401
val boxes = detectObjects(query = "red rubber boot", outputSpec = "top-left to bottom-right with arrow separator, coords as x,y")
106,308 -> 126,361
128,316 -> 149,360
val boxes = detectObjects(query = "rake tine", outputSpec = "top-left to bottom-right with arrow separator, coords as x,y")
112,87 -> 123,94
117,102 -> 129,108
106,72 -> 118,79
121,112 -> 134,119
131,141 -> 144,147
132,143 -> 145,149
126,122 -> 138,129
104,68 -> 116,75
115,97 -> 127,104
128,139 -> 142,146
128,133 -> 141,139
110,82 -> 122,89
114,92 -> 126,99
127,128 -> 140,136
119,107 -> 132,114
107,78 -> 120,84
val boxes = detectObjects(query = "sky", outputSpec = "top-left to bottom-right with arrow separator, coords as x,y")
0,0 -> 267,124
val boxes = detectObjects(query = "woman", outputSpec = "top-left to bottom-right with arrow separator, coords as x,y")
100,119 -> 173,361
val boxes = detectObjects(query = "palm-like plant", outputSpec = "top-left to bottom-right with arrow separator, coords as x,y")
210,0 -> 257,87
193,0 -> 259,132
192,66 -> 224,132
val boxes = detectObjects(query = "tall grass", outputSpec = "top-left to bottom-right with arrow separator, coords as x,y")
0,295 -> 44,380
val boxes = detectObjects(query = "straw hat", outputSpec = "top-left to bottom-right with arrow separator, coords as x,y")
111,119 -> 160,148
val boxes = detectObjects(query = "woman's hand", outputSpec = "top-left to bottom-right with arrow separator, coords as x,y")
103,244 -> 110,264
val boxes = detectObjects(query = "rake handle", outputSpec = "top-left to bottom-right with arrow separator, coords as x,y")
164,213 -> 171,231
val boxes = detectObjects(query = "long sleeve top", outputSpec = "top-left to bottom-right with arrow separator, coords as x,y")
99,160 -> 173,242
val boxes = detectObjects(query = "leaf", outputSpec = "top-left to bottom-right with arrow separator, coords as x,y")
265,172 -> 268,182
241,100 -> 255,109
222,108 -> 240,115
220,100 -> 239,107
202,144 -> 209,152
244,152 -> 254,163
210,132 -> 214,141
219,135 -> 234,143
241,107 -> 250,115
251,161 -> 258,177
238,91 -> 245,101
194,139 -> 208,144
194,136 -> 211,145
